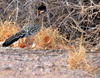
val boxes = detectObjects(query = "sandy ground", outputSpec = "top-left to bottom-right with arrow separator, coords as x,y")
0,46 -> 100,78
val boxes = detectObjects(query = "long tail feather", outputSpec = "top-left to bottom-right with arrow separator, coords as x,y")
2,30 -> 26,47
2,35 -> 21,47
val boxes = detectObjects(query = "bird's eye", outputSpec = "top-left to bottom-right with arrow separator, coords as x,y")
39,10 -> 44,15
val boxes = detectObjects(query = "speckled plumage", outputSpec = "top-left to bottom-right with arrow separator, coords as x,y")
2,17 -> 42,47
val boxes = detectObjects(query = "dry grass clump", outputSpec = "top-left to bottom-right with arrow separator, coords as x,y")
68,45 -> 92,71
30,27 -> 68,49
67,34 -> 92,71
0,20 -> 20,42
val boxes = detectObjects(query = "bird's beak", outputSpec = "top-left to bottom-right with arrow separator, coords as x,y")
39,10 -> 44,15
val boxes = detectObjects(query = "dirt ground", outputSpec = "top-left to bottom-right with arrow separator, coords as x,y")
0,46 -> 100,78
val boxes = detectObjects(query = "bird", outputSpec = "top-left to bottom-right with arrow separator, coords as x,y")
2,4 -> 46,47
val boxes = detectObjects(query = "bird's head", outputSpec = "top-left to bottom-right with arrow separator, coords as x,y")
38,4 -> 46,16
34,4 -> 46,24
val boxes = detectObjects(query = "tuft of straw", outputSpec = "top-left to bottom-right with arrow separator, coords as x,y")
68,45 -> 92,71
0,20 -> 20,42
30,27 -> 68,49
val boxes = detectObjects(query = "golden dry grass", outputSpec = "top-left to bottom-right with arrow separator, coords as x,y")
67,34 -> 92,71
0,20 -> 20,41
68,45 -> 92,71
31,27 -> 68,49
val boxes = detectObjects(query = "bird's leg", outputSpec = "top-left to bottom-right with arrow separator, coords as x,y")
24,38 -> 30,49
24,36 -> 33,49
27,36 -> 33,47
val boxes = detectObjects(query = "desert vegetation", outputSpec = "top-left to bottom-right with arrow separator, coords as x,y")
0,0 -> 100,76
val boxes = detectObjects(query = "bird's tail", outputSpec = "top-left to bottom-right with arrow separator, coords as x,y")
2,30 -> 26,47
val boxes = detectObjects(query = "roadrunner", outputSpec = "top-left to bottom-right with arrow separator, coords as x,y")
2,4 -> 46,47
